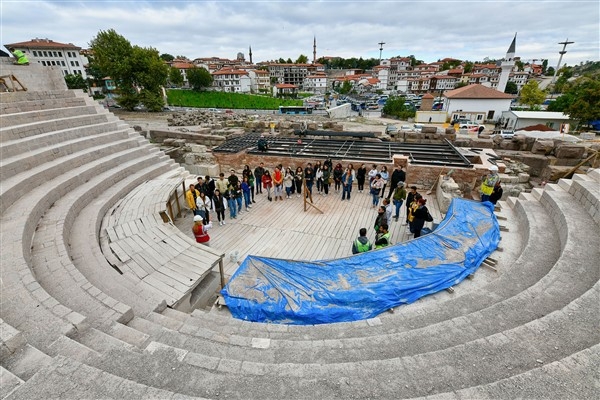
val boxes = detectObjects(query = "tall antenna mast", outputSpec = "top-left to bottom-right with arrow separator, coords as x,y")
378,41 -> 385,63
552,38 -> 574,84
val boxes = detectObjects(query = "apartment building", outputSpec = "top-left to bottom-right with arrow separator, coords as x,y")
212,68 -> 251,93
5,38 -> 88,78
303,74 -> 328,93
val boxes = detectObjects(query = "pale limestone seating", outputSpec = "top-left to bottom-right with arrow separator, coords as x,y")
100,175 -> 224,311
0,104 -> 101,128
2,87 -> 598,398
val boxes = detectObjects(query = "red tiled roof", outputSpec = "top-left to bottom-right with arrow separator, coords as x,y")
275,84 -> 298,88
171,62 -> 194,69
6,38 -> 81,50
213,69 -> 249,76
444,84 -> 514,99
422,93 -> 435,99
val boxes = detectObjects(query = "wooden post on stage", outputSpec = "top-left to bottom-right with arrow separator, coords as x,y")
303,178 -> 323,214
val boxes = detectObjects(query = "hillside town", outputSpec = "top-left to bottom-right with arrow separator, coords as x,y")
4,35 -> 550,99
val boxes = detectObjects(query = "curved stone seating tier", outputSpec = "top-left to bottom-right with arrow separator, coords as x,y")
1,86 -> 598,399
0,135 -> 142,215
0,90 -> 80,113
0,104 -> 102,129
0,126 -> 133,183
29,152 -> 175,326
37,284 -> 598,399
67,168 -> 190,318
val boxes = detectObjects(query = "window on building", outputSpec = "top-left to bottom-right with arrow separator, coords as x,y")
54,52 -> 58,57
43,51 -> 48,57
61,61 -> 65,66
70,61 -> 75,66
487,110 -> 495,120
476,114 -> 484,121
75,61 -> 79,66
64,70 -> 68,75
58,51 -> 62,57
41,61 -> 46,66
33,51 -> 38,57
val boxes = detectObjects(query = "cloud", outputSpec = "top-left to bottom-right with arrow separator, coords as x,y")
2,1 -> 597,65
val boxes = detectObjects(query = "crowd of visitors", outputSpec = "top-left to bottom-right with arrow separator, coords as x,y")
186,160 -> 512,253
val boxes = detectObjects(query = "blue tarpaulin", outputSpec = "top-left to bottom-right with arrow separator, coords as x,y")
221,198 -> 500,325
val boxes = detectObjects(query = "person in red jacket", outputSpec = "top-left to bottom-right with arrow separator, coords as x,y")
192,215 -> 212,245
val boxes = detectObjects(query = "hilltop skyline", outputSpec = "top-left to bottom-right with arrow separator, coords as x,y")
2,1 -> 598,67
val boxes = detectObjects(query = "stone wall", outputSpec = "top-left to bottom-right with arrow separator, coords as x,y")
0,58 -> 67,92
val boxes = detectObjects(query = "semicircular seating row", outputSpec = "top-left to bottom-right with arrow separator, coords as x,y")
1,89 -> 598,399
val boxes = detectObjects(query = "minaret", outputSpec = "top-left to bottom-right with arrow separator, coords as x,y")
313,37 -> 316,64
497,33 -> 516,93
249,46 -> 253,64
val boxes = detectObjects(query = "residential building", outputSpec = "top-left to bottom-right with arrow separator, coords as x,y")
168,60 -> 195,86
273,83 -> 298,97
508,71 -> 530,92
247,69 -> 270,93
429,75 -> 458,91
267,63 -> 324,89
303,74 -> 328,93
212,68 -> 251,93
443,83 -> 514,122
5,38 -> 88,78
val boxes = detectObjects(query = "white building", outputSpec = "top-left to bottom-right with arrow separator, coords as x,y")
500,111 -> 572,131
5,38 -> 88,78
303,74 -> 328,93
247,69 -> 270,93
212,68 -> 251,93
443,84 -> 514,122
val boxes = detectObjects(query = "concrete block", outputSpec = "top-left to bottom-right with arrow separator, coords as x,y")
517,172 -> 530,183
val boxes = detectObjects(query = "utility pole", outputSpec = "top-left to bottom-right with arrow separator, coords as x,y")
552,39 -> 574,84
378,41 -> 385,63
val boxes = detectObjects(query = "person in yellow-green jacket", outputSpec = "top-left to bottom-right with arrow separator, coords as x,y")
186,184 -> 200,215
480,165 -> 499,203
9,48 -> 29,65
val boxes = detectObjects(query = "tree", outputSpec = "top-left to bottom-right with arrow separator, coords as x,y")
160,53 -> 174,62
89,29 -> 168,111
455,81 -> 468,89
545,67 -> 555,76
463,61 -> 474,73
64,74 -> 87,90
168,67 -> 184,87
519,81 -> 546,109
382,96 -> 415,119
338,80 -> 353,95
559,77 -> 600,123
278,58 -> 286,63
515,60 -> 524,72
542,59 -> 548,74
504,81 -> 519,94
187,66 -> 213,91
286,58 -> 293,64
296,54 -> 308,64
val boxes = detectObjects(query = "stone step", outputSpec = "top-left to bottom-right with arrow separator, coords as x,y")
62,285 -> 599,399
0,90 -> 77,106
452,343 -> 600,400
0,137 -> 143,215
0,344 -> 53,381
530,187 -> 543,201
0,94 -> 86,115
0,128 -> 132,182
0,119 -> 128,159
69,164 -> 181,316
557,177 -> 572,191
0,366 -> 24,399
0,113 -> 118,142
4,355 -> 199,400
517,191 -> 537,202
568,176 -> 600,225
0,104 -> 102,128
46,335 -> 100,363
127,316 -> 168,337
105,322 -> 150,349
0,319 -> 26,360
76,327 -> 140,354
588,168 -> 600,183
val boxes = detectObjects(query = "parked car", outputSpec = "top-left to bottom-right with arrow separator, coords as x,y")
459,123 -> 485,134
491,130 -> 515,139
207,108 -> 221,113
385,124 -> 398,134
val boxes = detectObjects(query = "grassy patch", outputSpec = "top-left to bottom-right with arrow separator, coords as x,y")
166,90 -> 303,110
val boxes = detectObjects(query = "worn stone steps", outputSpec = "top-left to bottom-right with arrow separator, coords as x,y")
0,366 -> 24,399
4,355 -> 201,400
0,104 -> 102,128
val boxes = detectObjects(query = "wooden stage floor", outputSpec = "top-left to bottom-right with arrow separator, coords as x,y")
174,184 -> 446,280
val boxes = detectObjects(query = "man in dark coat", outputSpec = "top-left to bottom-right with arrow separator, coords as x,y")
387,165 -> 406,199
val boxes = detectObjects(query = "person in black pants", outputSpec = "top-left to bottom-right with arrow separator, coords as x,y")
356,164 -> 367,192
387,165 -> 406,199
254,163 -> 264,194
405,186 -> 419,225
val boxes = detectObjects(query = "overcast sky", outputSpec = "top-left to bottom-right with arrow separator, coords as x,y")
2,1 -> 598,67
